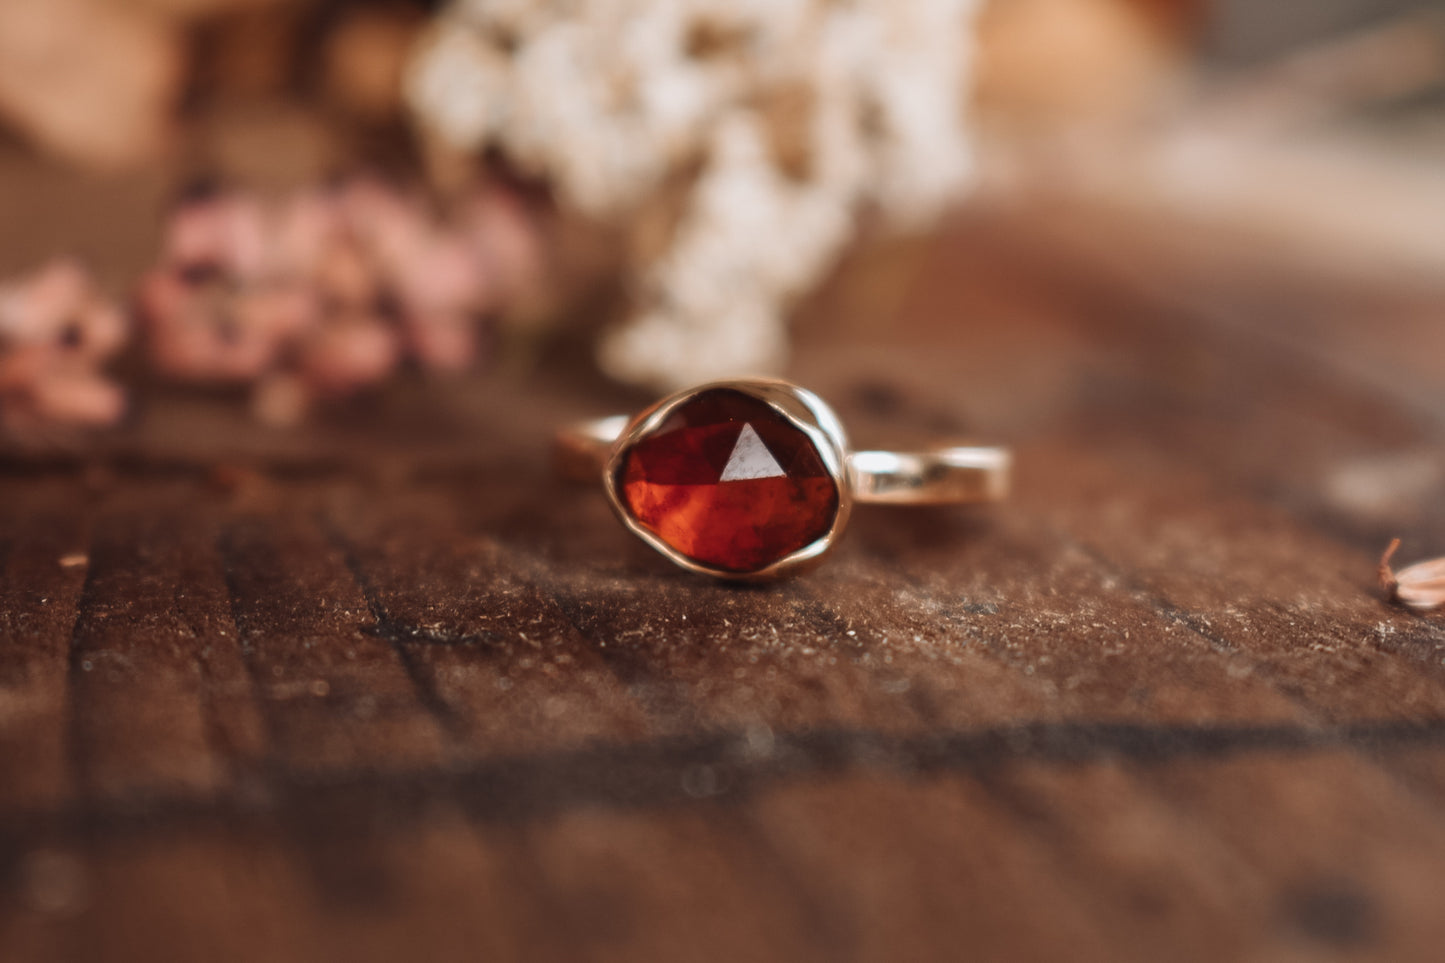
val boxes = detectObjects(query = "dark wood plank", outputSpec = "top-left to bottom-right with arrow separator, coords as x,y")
217,509 -> 451,774
320,491 -> 653,754
0,479 -> 91,815
751,773 -> 1127,962
68,487 -> 248,801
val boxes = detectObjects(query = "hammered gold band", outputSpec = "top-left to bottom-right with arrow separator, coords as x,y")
555,414 -> 1011,506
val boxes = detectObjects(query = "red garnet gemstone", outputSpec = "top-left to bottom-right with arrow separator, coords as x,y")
618,388 -> 840,573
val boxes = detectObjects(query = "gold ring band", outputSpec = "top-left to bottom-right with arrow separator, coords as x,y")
557,416 -> 1010,506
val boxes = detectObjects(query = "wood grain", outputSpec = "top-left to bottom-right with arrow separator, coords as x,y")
3,151 -> 1445,961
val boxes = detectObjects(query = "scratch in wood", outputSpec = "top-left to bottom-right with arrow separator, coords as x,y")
1061,535 -> 1244,659
181,513 -> 260,782
314,514 -> 468,742
61,514 -> 103,806
215,522 -> 287,774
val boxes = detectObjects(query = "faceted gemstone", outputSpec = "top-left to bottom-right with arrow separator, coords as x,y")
618,388 -> 839,573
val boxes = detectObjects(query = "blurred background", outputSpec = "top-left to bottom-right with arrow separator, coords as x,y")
0,0 -> 1441,434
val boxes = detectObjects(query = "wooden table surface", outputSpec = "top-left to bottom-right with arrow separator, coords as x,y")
3,152 -> 1445,962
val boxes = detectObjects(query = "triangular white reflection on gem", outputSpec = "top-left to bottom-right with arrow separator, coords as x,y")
719,423 -> 786,481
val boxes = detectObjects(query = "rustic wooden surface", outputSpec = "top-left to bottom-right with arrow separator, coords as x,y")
4,150 -> 1445,962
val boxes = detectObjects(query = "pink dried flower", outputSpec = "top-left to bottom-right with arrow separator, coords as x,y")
1380,539 -> 1445,612
21,369 -> 126,427
0,260 -> 126,359
460,185 -> 546,308
160,193 -> 269,278
141,275 -> 318,381
270,193 -> 340,280
313,236 -> 381,310
387,235 -> 486,371
337,179 -> 494,371
139,177 -> 548,423
294,311 -> 401,396
0,259 -> 128,431
140,189 -> 333,383
336,178 -> 426,266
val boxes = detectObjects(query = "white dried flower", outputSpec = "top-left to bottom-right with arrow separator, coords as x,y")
408,0 -> 981,389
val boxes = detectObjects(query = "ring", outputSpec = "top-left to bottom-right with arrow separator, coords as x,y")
555,379 -> 1011,581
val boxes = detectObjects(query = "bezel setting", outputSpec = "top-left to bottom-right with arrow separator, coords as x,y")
602,379 -> 854,581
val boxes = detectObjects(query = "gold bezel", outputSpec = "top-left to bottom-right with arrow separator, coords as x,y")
601,379 -> 854,582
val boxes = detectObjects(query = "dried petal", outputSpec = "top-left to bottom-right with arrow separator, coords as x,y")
462,186 -> 544,307
1380,538 -> 1445,611
164,194 -> 269,279
142,273 -> 317,381
251,372 -> 309,428
405,309 -> 477,372
296,312 -> 400,394
0,259 -> 128,431
26,369 -> 126,427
